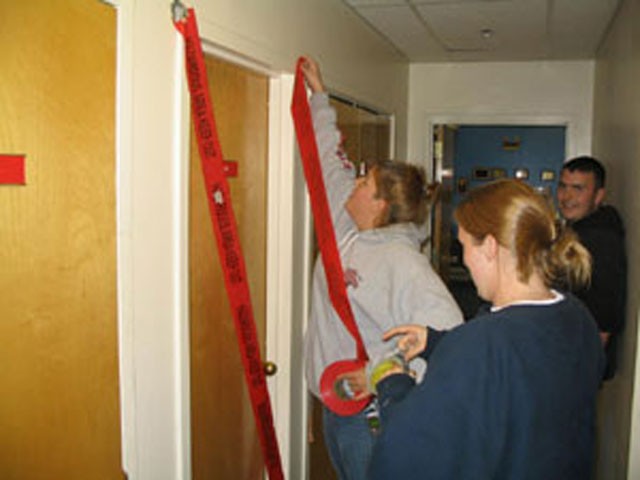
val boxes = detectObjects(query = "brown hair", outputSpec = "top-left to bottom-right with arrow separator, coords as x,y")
454,179 -> 591,289
370,160 -> 435,226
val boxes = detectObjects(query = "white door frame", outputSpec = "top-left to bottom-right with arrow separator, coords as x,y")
172,41 -> 299,478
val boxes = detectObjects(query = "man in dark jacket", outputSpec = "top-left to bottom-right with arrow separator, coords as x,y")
557,156 -> 627,380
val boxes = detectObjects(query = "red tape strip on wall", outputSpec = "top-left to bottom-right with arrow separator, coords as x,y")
173,10 -> 283,480
0,154 -> 26,185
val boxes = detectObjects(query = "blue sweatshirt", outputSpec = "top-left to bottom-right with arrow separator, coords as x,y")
369,294 -> 604,480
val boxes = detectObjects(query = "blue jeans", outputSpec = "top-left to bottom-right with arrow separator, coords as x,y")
322,406 -> 377,480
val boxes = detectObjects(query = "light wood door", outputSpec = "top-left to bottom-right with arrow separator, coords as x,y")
0,1 -> 121,478
331,98 -> 361,169
189,55 -> 269,480
330,97 -> 391,171
360,108 -> 392,164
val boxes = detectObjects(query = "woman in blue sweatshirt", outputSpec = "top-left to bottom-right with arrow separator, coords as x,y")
368,179 -> 604,480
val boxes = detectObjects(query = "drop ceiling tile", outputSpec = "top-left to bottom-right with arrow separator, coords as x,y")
415,0 -> 547,53
341,0 -> 621,61
345,0 -> 407,6
549,0 -> 621,57
355,5 -> 449,60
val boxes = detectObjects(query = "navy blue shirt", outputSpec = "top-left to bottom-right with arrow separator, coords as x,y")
370,294 -> 604,480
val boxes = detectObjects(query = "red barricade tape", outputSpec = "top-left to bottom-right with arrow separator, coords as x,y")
290,59 -> 372,414
174,9 -> 284,480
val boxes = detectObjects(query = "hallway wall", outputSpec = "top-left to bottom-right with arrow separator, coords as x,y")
407,60 -> 595,176
592,0 -> 640,477
192,0 -> 410,159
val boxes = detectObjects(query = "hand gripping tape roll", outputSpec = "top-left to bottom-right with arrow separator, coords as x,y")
320,359 -> 371,416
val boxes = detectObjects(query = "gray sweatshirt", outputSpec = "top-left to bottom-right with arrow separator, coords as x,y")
304,93 -> 463,398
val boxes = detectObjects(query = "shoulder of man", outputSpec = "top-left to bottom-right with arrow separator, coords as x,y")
572,204 -> 625,238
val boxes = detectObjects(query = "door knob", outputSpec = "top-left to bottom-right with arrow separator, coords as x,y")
263,361 -> 278,377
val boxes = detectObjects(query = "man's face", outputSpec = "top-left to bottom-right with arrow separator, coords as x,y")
557,169 -> 605,222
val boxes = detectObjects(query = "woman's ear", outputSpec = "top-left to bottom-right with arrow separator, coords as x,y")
373,198 -> 390,227
481,234 -> 499,261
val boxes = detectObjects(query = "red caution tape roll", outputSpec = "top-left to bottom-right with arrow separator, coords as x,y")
320,359 -> 370,416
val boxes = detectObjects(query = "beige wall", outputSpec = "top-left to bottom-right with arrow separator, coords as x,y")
192,0 -> 410,158
592,0 -> 640,478
407,60 -> 595,175
115,0 -> 409,478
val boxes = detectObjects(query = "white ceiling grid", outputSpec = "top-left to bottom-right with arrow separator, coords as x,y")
343,0 -> 621,62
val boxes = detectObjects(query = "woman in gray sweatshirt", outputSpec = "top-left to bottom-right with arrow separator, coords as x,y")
300,57 -> 463,480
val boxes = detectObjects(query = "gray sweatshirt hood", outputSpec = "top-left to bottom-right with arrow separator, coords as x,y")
358,222 -> 426,249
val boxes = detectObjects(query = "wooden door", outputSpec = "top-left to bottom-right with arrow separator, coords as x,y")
0,1 -> 121,478
331,98 -> 361,169
189,55 -> 269,480
359,108 -> 391,164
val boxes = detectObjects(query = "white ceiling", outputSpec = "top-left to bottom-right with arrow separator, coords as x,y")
342,0 -> 621,62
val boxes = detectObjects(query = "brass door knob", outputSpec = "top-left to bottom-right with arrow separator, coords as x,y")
263,361 -> 278,377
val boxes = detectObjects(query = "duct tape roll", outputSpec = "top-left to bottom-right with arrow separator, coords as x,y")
320,359 -> 371,416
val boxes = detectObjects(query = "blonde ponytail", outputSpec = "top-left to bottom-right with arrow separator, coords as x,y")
542,227 -> 591,290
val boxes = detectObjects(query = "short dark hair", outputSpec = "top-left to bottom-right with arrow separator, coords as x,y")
562,156 -> 606,189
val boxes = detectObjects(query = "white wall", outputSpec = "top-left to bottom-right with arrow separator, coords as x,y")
407,61 -> 595,175
591,0 -> 640,478
191,0 -> 410,158
115,0 -> 409,479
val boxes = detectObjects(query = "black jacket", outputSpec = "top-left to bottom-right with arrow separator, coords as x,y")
569,205 -> 627,379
